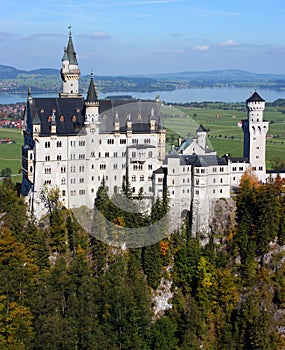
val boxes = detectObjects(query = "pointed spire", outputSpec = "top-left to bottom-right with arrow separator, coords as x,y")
66,27 -> 78,65
86,72 -> 98,103
62,47 -> 68,61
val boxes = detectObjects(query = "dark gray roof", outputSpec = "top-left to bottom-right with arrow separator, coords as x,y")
153,166 -> 165,174
183,154 -> 227,167
246,91 -> 265,103
86,74 -> 98,103
228,157 -> 248,163
98,101 -> 163,134
66,31 -> 78,65
197,124 -> 206,133
31,97 -> 85,136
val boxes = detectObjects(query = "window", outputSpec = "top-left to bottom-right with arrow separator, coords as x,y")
100,164 -> 106,170
71,178 -> 76,184
120,139 -> 126,144
196,169 -> 200,174
62,190 -> 66,196
113,164 -> 118,170
232,167 -> 237,171
213,167 -> 217,172
195,190 -> 199,195
132,151 -> 136,158
107,139 -> 114,144
220,167 -> 224,172
91,176 -> 94,181
79,154 -> 85,160
132,139 -> 138,144
70,166 -> 76,173
61,178 -> 66,185
91,152 -> 95,157
105,152 -> 109,157
57,141 -> 62,147
44,168 -> 51,174
158,177 -> 163,183
148,151 -> 153,158
258,166 -> 263,170
61,166 -> 66,173
71,190 -> 76,196
57,155 -> 62,161
140,175 -> 144,181
122,152 -> 126,157
220,189 -> 223,194
71,140 -> 75,147
45,141 -> 50,148
196,179 -> 199,185
79,166 -> 85,172
114,152 -> 118,157
45,155 -> 50,161
79,178 -> 84,183
201,169 -> 205,174
133,164 -> 143,170
79,189 -> 85,195
132,175 -> 136,181
220,178 -> 223,183
91,164 -> 94,169
44,180 -> 51,185
239,167 -> 244,171
148,164 -> 152,170
79,140 -> 85,146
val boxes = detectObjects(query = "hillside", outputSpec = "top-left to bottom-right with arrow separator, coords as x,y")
0,175 -> 284,349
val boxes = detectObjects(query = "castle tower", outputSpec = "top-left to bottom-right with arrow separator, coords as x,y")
84,73 -> 99,127
59,28 -> 82,98
242,92 -> 269,181
196,124 -> 207,150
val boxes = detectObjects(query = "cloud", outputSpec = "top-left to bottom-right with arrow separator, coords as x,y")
171,33 -> 183,38
174,49 -> 185,54
219,39 -> 238,47
193,45 -> 209,52
79,32 -> 111,40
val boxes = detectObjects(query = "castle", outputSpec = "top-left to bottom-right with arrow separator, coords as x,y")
21,30 -> 278,236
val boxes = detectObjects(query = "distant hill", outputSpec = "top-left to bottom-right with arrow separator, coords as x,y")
0,65 -> 58,78
1,65 -> 285,93
142,69 -> 285,83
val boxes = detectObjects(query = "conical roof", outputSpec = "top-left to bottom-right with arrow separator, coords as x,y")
86,73 -> 98,103
66,30 -> 78,65
246,91 -> 265,103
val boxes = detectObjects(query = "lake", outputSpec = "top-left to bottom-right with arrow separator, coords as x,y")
1,86 -> 285,104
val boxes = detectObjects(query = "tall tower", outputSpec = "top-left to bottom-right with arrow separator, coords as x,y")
242,92 -> 269,181
59,28 -> 82,98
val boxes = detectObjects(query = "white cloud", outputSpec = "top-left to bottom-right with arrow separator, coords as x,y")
193,45 -> 209,52
174,49 -> 185,54
219,39 -> 238,47
79,32 -> 111,39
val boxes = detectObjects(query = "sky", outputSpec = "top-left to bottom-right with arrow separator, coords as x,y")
0,0 -> 285,75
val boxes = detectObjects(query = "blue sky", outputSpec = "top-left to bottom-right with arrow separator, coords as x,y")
0,0 -> 284,75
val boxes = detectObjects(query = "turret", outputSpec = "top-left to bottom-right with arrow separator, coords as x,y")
242,92 -> 269,182
59,28 -> 82,98
196,124 -> 207,150
84,73 -> 99,126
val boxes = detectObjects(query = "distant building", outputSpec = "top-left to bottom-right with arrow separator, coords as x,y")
21,30 -> 280,237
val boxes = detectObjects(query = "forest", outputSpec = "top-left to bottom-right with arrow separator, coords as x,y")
0,172 -> 285,350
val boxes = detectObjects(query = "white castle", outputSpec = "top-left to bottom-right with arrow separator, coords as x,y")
21,31 -> 279,236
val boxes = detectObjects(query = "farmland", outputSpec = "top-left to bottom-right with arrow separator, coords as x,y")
163,104 -> 285,168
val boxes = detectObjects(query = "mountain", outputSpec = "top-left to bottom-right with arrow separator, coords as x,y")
0,65 -> 58,79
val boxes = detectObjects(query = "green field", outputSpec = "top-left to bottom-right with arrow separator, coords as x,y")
1,104 -> 285,179
163,105 -> 285,167
0,128 -> 22,182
